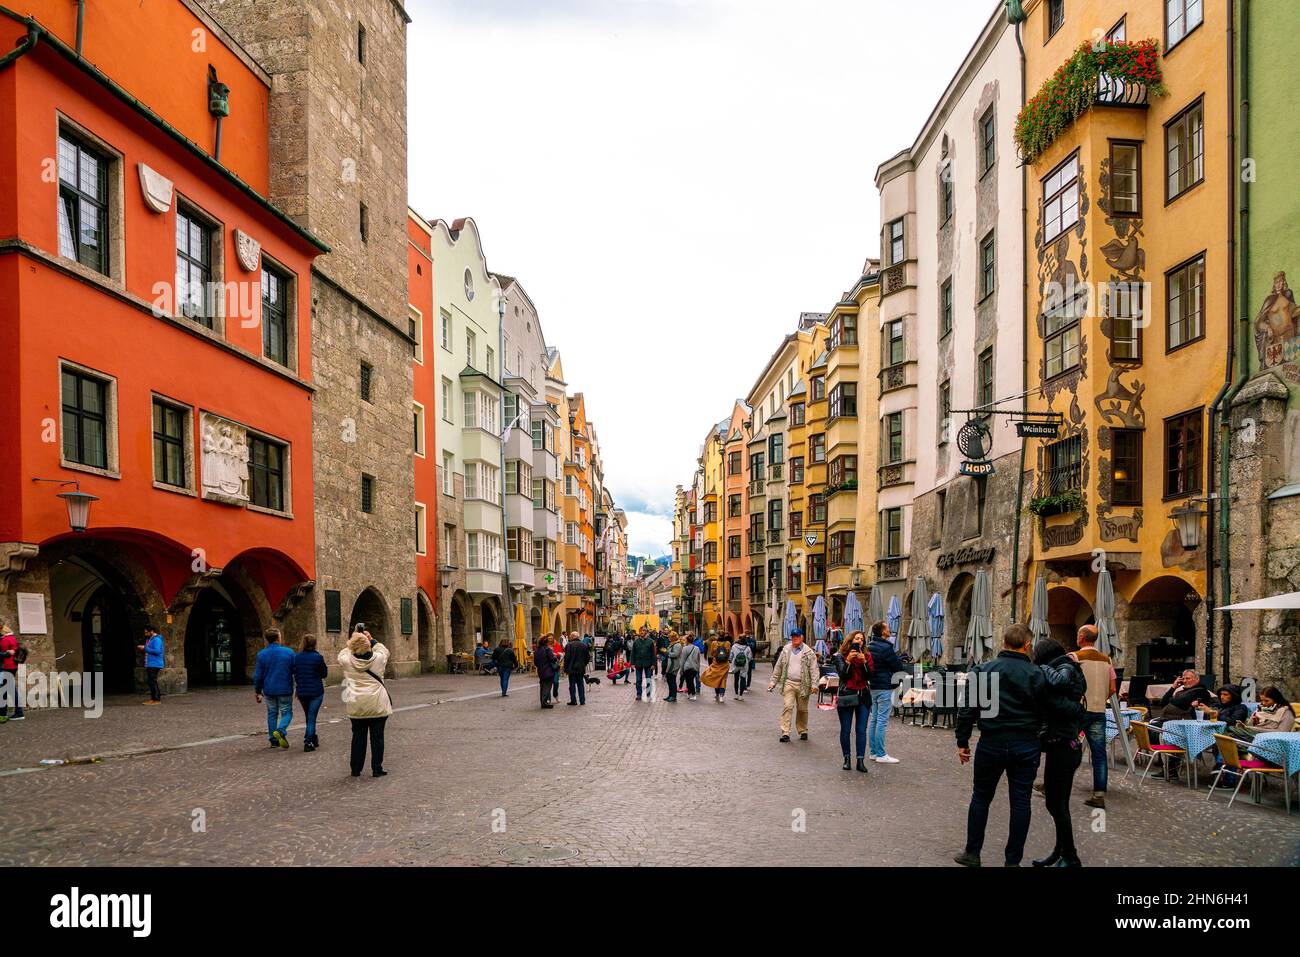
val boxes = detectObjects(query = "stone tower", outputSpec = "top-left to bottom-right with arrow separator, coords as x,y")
203,0 -> 419,675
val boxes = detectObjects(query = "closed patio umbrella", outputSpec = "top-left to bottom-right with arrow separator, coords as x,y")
844,591 -> 865,637
1096,566 -> 1120,658
886,595 -> 901,649
812,596 -> 828,654
783,599 -> 796,644
868,585 -> 884,628
1029,575 -> 1050,644
927,591 -> 945,660
514,602 -> 529,667
906,577 -> 930,660
964,569 -> 993,665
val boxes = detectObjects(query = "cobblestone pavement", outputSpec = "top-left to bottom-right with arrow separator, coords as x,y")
1,667 -> 1297,866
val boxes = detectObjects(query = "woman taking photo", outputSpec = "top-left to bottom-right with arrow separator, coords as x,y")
834,632 -> 872,773
338,628 -> 393,778
1032,637 -> 1086,867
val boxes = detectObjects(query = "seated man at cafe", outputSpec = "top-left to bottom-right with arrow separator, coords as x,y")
1149,669 -> 1215,781
1150,670 -> 1215,725
475,639 -> 496,674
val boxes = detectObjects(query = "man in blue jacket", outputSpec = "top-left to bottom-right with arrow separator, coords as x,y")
136,626 -> 166,705
253,628 -> 296,749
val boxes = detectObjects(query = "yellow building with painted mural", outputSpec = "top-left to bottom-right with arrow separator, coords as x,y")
699,423 -> 725,634
1018,0 -> 1227,677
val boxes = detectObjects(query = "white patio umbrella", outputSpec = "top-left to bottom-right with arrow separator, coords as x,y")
1095,566 -> 1120,658
1219,592 -> 1300,610
964,569 -> 993,665
906,577 -> 931,660
1028,575 -> 1050,644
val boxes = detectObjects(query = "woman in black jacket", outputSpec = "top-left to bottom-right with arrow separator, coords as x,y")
1032,637 -> 1087,868
492,639 -> 518,698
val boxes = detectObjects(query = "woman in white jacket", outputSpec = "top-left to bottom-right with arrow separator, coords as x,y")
339,630 -> 393,778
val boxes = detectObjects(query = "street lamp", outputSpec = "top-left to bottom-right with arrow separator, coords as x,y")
33,478 -> 98,533
1170,501 -> 1206,550
438,564 -> 458,590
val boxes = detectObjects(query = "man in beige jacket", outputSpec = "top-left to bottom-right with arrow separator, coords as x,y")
769,628 -> 818,742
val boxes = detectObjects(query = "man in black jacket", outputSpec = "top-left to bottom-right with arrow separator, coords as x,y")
563,636 -> 591,706
954,623 -> 1048,868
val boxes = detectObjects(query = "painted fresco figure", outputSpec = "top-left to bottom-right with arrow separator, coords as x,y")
1255,271 -> 1299,368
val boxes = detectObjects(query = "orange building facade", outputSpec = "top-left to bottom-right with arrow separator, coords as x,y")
0,1 -> 325,693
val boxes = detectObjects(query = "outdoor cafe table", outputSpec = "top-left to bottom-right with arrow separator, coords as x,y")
1249,732 -> 1300,775
1155,720 -> 1226,787
1106,708 -> 1143,744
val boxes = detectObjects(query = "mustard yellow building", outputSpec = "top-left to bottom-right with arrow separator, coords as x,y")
1018,0 -> 1226,676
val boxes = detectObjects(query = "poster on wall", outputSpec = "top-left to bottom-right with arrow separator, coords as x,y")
16,592 -> 47,635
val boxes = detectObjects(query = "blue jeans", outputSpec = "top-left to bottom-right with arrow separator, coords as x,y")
867,689 -> 893,757
552,668 -> 561,694
499,667 -> 513,695
264,694 -> 292,742
299,695 -> 323,744
838,701 -> 869,759
964,738 -> 1042,865
1082,711 -> 1108,792
635,666 -> 654,699
568,672 -> 586,705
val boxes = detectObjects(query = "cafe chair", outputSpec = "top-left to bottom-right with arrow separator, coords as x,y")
1126,721 -> 1186,787
1207,733 -> 1291,814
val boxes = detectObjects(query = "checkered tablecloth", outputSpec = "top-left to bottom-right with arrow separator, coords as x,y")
1105,708 -> 1143,744
1157,720 -> 1225,758
1248,732 -> 1300,775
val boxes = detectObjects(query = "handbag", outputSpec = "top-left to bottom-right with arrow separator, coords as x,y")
836,691 -> 862,709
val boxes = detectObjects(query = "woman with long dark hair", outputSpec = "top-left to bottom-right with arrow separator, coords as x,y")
1032,637 -> 1086,867
833,631 -> 872,773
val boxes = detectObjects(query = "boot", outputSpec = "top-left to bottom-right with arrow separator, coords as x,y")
1054,854 -> 1082,867
843,755 -> 852,770
1084,791 -> 1105,809
1032,850 -> 1062,868
856,758 -> 870,774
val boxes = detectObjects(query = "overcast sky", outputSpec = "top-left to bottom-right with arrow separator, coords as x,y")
408,0 -> 998,558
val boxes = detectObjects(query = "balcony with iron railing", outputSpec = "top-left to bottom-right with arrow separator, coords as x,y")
768,462 -> 784,482
747,535 -> 765,556
767,527 -> 783,545
748,479 -> 764,497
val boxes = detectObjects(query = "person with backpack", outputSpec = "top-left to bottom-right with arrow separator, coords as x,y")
742,632 -> 757,689
253,628 -> 296,749
293,634 -> 328,752
492,638 -> 518,697
0,623 -> 24,722
136,625 -> 165,705
730,638 -> 750,699
338,628 -> 392,778
701,633 -> 732,702
1031,637 -> 1087,868
679,633 -> 702,700
834,632 -> 873,772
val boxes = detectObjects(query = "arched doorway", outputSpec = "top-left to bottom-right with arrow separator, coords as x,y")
416,590 -> 434,671
1128,576 -> 1198,678
1047,585 -> 1094,650
184,586 -> 254,686
947,573 -> 975,659
349,587 -> 390,643
450,591 -> 472,654
71,577 -> 146,694
530,607 -> 542,642
479,597 -> 501,647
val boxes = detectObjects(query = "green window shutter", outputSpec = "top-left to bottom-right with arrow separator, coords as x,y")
400,597 -> 413,636
325,590 -> 342,633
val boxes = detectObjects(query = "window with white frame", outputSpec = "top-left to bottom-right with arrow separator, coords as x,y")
412,402 -> 425,456
440,308 -> 451,350
1042,152 -> 1080,243
442,451 -> 455,495
415,502 -> 427,555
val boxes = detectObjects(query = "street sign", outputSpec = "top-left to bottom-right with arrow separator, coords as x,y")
957,420 -> 991,460
1016,420 -> 1060,439
804,534 -> 818,547
959,460 -> 995,477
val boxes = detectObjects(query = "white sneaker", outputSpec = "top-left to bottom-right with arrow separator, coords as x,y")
874,755 -> 900,764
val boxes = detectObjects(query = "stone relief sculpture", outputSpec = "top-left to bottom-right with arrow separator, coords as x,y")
1096,366 -> 1146,428
201,413 -> 251,505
